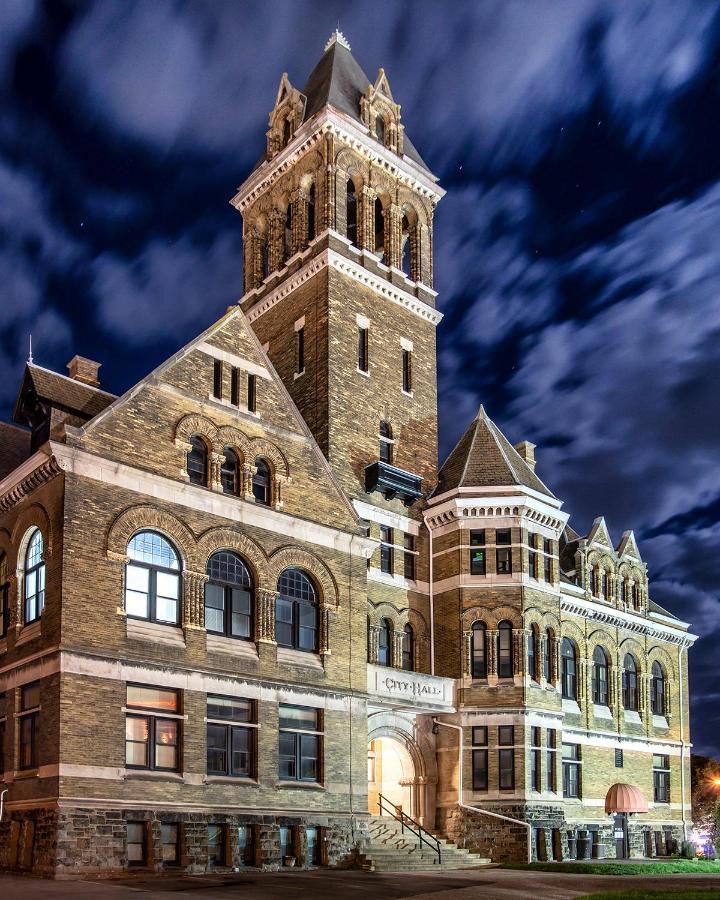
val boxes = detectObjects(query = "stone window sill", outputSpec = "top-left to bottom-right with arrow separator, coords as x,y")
275,780 -> 325,791
124,771 -> 184,782
204,776 -> 260,786
14,769 -> 39,780
16,619 -> 42,647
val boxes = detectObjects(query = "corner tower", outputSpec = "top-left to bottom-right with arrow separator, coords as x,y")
231,31 -> 444,522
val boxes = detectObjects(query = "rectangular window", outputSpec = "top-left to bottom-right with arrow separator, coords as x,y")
472,749 -> 488,791
402,349 -> 412,393
230,367 -> 240,406
278,705 -> 322,783
469,531 -> 486,576
213,360 -> 223,399
544,537 -> 552,555
496,548 -> 512,574
546,729 -> 557,792
498,725 -> 514,746
615,748 -> 624,768
496,529 -> 511,545
306,826 -> 320,866
207,824 -> 226,867
472,726 -> 488,747
499,748 -> 515,791
529,549 -> 538,578
279,825 -> 292,860
562,743 -> 582,798
403,534 -> 416,580
19,682 -> 40,770
125,685 -> 180,772
206,696 -> 255,778
127,821 -> 147,866
237,825 -> 253,866
161,823 -> 179,866
531,727 -> 541,792
247,374 -> 256,413
470,530 -> 486,546
296,326 -> 305,374
543,555 -> 552,582
358,327 -> 368,373
380,526 -> 393,575
653,754 -> 670,803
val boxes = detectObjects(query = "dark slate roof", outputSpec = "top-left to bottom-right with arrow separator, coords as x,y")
300,39 -> 429,172
13,364 -> 116,424
0,422 -> 31,480
432,406 -> 556,499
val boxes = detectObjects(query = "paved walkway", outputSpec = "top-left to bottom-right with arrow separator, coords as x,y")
1,867 -> 720,899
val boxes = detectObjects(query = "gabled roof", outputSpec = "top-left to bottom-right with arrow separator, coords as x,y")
432,405 -> 555,499
586,515 -> 614,550
300,35 -> 429,171
0,422 -> 31,480
13,363 -> 116,425
617,529 -> 642,560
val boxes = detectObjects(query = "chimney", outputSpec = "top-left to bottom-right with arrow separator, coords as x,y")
67,355 -> 101,388
514,440 -> 536,470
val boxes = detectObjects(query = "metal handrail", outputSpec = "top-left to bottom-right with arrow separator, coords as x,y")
377,793 -> 441,865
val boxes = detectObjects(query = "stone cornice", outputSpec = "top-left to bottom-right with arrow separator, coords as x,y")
243,247 -> 443,326
559,593 -> 695,646
230,107 -> 443,213
0,453 -> 62,513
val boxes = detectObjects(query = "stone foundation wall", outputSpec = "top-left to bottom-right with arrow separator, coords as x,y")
0,807 -> 367,878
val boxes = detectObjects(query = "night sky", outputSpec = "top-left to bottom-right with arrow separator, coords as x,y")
1,1 -> 718,756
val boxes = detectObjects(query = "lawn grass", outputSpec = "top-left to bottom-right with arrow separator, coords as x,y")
577,891 -> 720,899
502,859 -> 720,876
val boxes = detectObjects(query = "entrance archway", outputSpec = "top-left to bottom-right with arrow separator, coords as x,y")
368,736 -> 416,817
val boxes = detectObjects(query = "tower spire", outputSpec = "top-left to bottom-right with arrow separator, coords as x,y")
324,28 -> 351,52
28,334 -> 33,365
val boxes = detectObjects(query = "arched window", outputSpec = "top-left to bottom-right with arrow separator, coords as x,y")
497,620 -> 513,679
379,421 -> 393,464
282,118 -> 292,147
378,618 -> 392,667
622,654 -> 639,711
220,448 -> 240,496
253,458 -> 271,506
561,638 -> 577,700
276,568 -> 318,652
187,435 -> 208,486
544,628 -> 554,682
401,215 -> 412,278
125,531 -> 181,625
23,528 -> 46,624
600,569 -> 607,599
402,623 -> 414,671
374,198 -> 385,261
592,646 -> 609,706
284,203 -> 293,261
527,625 -> 538,681
306,184 -> 316,244
631,582 -> 640,610
650,661 -> 666,716
204,551 -> 253,640
346,180 -> 357,245
471,621 -> 487,678
375,113 -> 386,146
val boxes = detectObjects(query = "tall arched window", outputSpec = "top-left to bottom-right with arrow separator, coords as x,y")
592,646 -> 609,706
527,625 -> 538,681
631,582 -> 640,609
650,661 -> 666,716
23,528 -> 46,624
497,620 -> 513,679
187,435 -> 208,486
622,654 -> 639,711
306,184 -> 316,244
374,198 -> 385,261
544,628 -> 554,682
401,215 -> 412,278
561,638 -> 577,700
471,621 -> 487,678
205,551 -> 253,640
600,569 -> 607,599
276,568 -> 318,652
375,114 -> 386,146
590,567 -> 599,596
378,618 -> 392,667
284,203 -> 293,261
253,458 -> 271,505
220,448 -> 240,496
379,421 -> 393,464
346,180 -> 357,245
402,623 -> 414,671
125,531 -> 181,625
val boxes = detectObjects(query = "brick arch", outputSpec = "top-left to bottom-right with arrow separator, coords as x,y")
174,414 -> 219,448
106,505 -> 197,569
216,426 -> 252,463
647,644 -> 676,676
559,621 -> 586,658
482,605 -> 522,629
12,503 -> 54,564
397,192 -> 432,228
461,606 -> 490,630
248,438 -> 289,479
587,628 -> 617,654
367,601 -> 405,629
618,637 -> 646,672
269,546 -> 338,608
196,527 -> 269,590
336,149 -> 367,185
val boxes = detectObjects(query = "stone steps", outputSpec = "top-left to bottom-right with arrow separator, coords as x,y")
358,816 -> 491,872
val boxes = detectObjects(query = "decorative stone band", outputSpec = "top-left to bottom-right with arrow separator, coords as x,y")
183,570 -> 208,629
0,456 -> 62,513
256,589 -> 278,643
560,595 -> 696,646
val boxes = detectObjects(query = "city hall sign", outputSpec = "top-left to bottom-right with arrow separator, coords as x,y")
367,664 -> 455,712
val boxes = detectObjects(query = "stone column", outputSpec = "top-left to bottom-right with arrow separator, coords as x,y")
387,203 -> 402,269
360,186 -> 374,251
242,464 -> 256,501
513,629 -> 524,678
538,632 -> 547,683
268,209 -> 284,272
463,630 -> 472,677
409,222 -> 421,282
608,664 -> 618,710
393,629 -> 405,668
271,475 -> 284,510
368,625 -> 380,664
209,452 -> 223,492
183,571 -> 208,630
256,589 -> 278,643
319,605 -> 332,658
487,629 -> 498,683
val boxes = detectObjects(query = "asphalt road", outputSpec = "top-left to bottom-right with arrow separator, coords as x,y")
2,868 -> 720,899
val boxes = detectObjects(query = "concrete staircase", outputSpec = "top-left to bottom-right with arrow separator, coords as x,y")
357,815 -> 491,872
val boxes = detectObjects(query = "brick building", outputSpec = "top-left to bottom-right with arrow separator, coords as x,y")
0,32 -> 696,875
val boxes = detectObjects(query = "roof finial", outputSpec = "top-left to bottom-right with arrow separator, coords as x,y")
325,28 -> 351,52
28,334 -> 34,365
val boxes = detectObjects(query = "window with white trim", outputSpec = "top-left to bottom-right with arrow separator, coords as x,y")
206,695 -> 256,779
278,704 -> 322,783
125,684 -> 180,772
125,531 -> 181,626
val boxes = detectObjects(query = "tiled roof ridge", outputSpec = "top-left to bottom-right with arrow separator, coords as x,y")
28,362 -> 117,399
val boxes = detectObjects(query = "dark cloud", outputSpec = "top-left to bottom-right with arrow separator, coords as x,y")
0,0 -> 718,755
